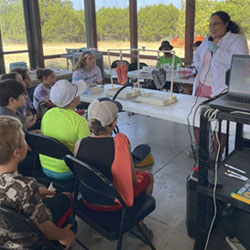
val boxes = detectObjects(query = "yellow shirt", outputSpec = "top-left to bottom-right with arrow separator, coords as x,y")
40,107 -> 90,173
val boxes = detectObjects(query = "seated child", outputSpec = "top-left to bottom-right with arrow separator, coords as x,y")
40,79 -> 90,180
33,69 -> 56,111
0,116 -> 75,249
11,67 -> 32,89
0,79 -> 27,131
1,72 -> 37,129
74,98 -> 154,238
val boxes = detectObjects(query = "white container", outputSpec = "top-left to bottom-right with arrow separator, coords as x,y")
177,63 -> 181,71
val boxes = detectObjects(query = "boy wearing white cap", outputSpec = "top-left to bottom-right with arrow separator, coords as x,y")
74,98 -> 154,239
40,79 -> 90,180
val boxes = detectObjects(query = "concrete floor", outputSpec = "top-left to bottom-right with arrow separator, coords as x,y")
72,112 -> 196,250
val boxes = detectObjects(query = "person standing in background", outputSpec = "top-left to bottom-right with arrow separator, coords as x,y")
190,11 -> 249,158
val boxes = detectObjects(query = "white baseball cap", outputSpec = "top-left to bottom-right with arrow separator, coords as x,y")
50,79 -> 86,107
88,97 -> 123,126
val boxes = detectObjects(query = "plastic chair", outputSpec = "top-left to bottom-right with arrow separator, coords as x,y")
128,62 -> 147,71
65,48 -> 80,54
25,132 -> 75,192
9,62 -> 27,71
64,155 -> 156,250
0,205 -> 64,249
111,60 -> 129,69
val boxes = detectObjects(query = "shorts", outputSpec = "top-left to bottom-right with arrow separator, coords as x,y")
82,171 -> 152,211
134,171 -> 152,197
44,193 -> 72,228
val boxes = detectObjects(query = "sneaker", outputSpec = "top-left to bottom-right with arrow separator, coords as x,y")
187,144 -> 199,159
129,224 -> 153,240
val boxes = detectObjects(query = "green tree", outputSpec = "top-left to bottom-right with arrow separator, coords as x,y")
0,1 -> 26,43
138,4 -> 179,41
96,7 -> 129,41
41,5 -> 85,42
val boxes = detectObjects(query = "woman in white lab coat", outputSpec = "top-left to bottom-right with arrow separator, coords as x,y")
193,11 -> 249,98
190,11 -> 249,158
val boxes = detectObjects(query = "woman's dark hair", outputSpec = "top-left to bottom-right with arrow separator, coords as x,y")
1,72 -> 19,81
11,68 -> 28,81
211,11 -> 240,34
89,118 -> 113,136
0,79 -> 25,106
193,41 -> 202,47
36,68 -> 54,81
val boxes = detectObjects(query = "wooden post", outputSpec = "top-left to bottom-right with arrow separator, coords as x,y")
184,0 -> 195,66
129,0 -> 138,63
84,0 -> 98,49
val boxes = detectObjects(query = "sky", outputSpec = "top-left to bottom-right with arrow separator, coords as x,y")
72,0 -> 182,11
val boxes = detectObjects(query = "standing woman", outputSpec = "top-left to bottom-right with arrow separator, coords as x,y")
193,11 -> 249,98
191,11 -> 249,157
72,51 -> 102,87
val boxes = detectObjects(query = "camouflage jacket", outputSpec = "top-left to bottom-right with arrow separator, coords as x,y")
0,171 -> 52,249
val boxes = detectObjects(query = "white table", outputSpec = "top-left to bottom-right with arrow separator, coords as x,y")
81,84 -> 204,126
81,84 -> 250,138
104,69 -> 195,85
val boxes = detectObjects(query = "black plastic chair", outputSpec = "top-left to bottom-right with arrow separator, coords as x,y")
64,154 -> 156,250
0,205 -> 64,250
27,85 -> 37,103
25,132 -> 75,192
111,60 -> 129,69
128,62 -> 147,71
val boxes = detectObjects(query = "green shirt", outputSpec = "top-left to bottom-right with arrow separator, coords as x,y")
40,107 -> 90,173
156,55 -> 182,69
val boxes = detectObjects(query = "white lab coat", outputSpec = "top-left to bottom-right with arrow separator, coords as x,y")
193,31 -> 249,97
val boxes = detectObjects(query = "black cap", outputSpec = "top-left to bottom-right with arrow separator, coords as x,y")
159,41 -> 173,51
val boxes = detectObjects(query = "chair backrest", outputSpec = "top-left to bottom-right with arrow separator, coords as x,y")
27,85 -> 37,103
66,48 -> 80,54
128,62 -> 147,71
111,60 -> 129,69
25,132 -> 73,159
0,205 -> 60,249
9,62 -> 27,71
64,155 -> 125,207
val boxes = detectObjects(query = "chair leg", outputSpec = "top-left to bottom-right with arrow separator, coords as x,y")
75,238 -> 89,250
116,209 -> 126,250
135,223 -> 156,250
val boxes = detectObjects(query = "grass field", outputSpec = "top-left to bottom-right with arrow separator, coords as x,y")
3,41 -> 186,71
3,40 -> 250,71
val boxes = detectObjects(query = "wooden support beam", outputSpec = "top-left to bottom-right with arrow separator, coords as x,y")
84,0 -> 98,49
0,28 -> 5,74
184,0 -> 195,66
23,0 -> 44,69
129,0 -> 138,63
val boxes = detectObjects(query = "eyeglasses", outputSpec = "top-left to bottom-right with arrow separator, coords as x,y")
209,22 -> 224,28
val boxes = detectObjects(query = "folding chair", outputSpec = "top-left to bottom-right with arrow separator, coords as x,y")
128,62 -> 147,71
0,205 -> 64,249
25,132 -> 75,192
111,60 -> 129,69
64,154 -> 156,250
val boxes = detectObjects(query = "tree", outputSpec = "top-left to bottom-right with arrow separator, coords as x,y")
96,7 -> 129,41
0,1 -> 26,43
41,5 -> 85,42
138,4 -> 179,41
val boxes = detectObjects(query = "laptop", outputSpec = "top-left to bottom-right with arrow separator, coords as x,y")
209,54 -> 250,112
